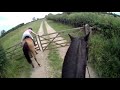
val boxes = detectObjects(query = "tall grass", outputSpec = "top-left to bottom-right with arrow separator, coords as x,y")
89,34 -> 120,78
46,12 -> 120,78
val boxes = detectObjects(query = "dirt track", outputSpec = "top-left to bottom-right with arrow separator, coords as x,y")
30,20 -> 98,78
30,21 -> 51,78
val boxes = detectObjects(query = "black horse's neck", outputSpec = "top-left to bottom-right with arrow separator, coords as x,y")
62,33 -> 89,78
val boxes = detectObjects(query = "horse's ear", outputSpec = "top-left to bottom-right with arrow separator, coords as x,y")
68,34 -> 73,40
84,32 -> 90,41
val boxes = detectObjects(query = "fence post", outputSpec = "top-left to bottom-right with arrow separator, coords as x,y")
38,35 -> 44,52
84,24 -> 92,78
90,27 -> 92,36
36,35 -> 41,51
84,24 -> 92,37
85,24 -> 90,35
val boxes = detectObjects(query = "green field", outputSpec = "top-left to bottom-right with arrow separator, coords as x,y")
0,19 -> 42,78
47,20 -> 83,41
0,20 -> 41,49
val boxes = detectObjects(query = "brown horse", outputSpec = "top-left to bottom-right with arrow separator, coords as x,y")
22,36 -> 41,68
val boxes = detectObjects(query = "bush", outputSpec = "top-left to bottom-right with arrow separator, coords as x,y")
0,42 -> 8,77
46,12 -> 120,37
89,34 -> 120,78
46,12 -> 120,78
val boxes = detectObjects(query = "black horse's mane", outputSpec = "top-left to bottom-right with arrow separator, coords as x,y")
62,33 -> 89,78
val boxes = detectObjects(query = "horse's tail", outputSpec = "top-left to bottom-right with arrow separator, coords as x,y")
23,42 -> 32,64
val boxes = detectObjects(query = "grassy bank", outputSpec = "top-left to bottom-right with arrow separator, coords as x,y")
0,19 -> 42,78
46,12 -> 120,78
0,19 -> 41,49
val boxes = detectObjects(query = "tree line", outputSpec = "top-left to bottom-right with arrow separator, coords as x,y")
0,23 -> 24,38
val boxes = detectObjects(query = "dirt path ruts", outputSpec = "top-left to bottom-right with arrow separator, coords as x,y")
44,21 -> 98,78
30,21 -> 51,78
30,20 -> 98,78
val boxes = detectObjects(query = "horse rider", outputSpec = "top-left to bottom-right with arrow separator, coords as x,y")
21,28 -> 38,46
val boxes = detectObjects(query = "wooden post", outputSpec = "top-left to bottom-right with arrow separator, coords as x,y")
38,35 -> 44,52
36,35 -> 41,51
85,24 -> 90,35
90,27 -> 92,36
85,24 -> 93,36
84,24 -> 92,78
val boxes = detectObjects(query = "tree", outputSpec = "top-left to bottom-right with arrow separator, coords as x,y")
32,17 -> 36,21
1,30 -> 6,37
63,12 -> 72,15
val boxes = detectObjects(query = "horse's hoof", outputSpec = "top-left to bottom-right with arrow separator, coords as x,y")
35,51 -> 38,54
32,66 -> 34,68
38,64 -> 41,67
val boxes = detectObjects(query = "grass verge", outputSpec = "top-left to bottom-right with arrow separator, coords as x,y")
42,20 -> 62,78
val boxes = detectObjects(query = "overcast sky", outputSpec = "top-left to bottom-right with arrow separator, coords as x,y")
0,12 -> 63,32
0,12 -> 120,33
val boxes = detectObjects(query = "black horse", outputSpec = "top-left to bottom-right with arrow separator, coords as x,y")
62,32 -> 90,78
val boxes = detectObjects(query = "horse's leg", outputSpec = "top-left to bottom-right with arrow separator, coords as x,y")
29,52 -> 33,58
28,52 -> 34,68
35,50 -> 38,54
31,63 -> 34,68
34,58 -> 41,67
32,49 -> 41,67
34,46 -> 38,54
33,40 -> 38,54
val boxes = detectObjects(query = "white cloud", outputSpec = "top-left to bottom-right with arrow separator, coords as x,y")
0,12 -> 62,32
